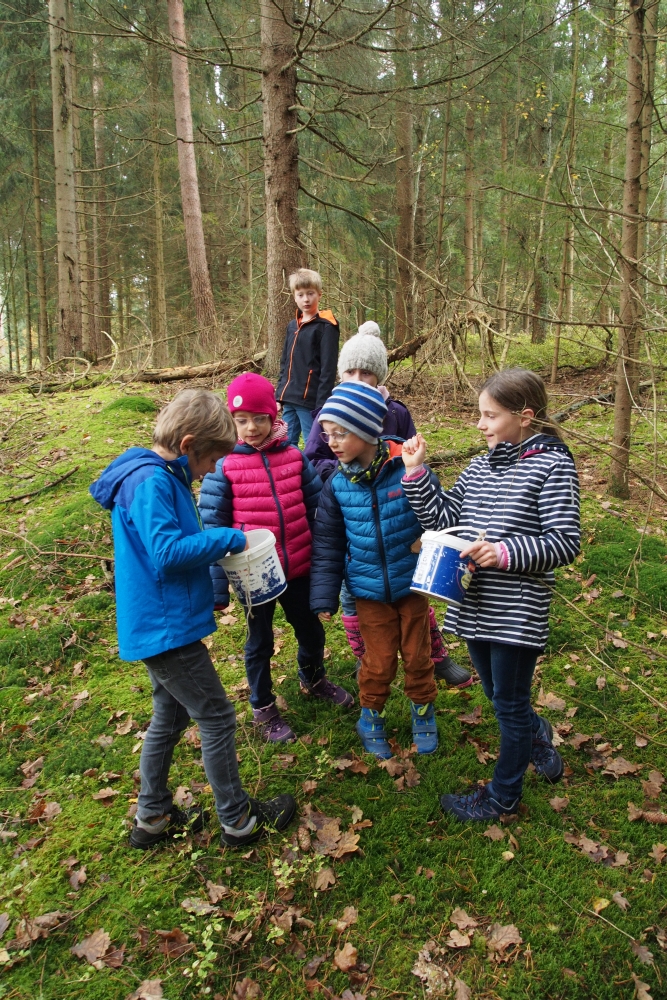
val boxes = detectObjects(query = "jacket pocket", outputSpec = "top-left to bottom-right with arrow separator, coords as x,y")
303,370 -> 313,399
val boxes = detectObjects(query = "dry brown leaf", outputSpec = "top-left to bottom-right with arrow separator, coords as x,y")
69,866 -> 87,890
349,806 -> 363,824
20,756 -> 44,778
483,824 -> 505,841
454,979 -> 472,1000
275,694 -> 288,711
457,704 -> 483,725
411,941 -> 450,993
612,850 -> 630,867
115,717 -> 134,736
206,881 -> 230,904
314,867 -> 336,891
649,770 -> 664,788
649,844 -> 666,864
127,980 -> 163,1000
331,829 -> 360,859
536,688 -> 566,712
71,928 -> 111,965
92,787 -> 119,802
377,757 -> 405,777
155,927 -> 194,958
603,757 -> 641,778
592,898 -> 609,914
333,942 -> 358,972
612,892 -> 630,912
549,796 -> 569,813
302,779 -> 317,795
233,978 -> 263,999
445,928 -> 470,948
486,922 -> 523,959
0,914 -> 9,941
631,941 -> 654,965
329,906 -> 358,933
569,733 -> 592,749
596,676 -> 607,691
181,897 -> 217,916
173,786 -> 193,809
642,779 -> 662,800
632,973 -> 653,1000
305,954 -> 327,977
628,803 -> 667,824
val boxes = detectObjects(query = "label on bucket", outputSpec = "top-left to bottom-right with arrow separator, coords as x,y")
226,552 -> 286,608
411,535 -> 473,605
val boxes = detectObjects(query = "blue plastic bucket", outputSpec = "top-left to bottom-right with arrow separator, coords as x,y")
410,530 -> 474,605
219,528 -> 287,608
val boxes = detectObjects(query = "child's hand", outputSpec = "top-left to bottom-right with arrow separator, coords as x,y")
402,433 -> 427,471
459,540 -> 498,567
318,612 -> 331,622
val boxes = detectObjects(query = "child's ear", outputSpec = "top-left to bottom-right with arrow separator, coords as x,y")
179,434 -> 196,455
520,408 -> 535,428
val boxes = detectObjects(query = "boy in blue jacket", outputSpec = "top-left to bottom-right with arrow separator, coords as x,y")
310,382 -> 440,758
90,389 -> 295,849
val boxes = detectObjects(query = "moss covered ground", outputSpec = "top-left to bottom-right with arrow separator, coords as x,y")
0,351 -> 665,999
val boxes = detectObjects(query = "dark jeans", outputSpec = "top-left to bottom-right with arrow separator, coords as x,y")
466,639 -> 542,804
244,575 -> 325,709
282,403 -> 314,447
140,640 -> 248,828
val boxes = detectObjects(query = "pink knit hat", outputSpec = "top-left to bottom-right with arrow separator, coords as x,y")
227,372 -> 278,420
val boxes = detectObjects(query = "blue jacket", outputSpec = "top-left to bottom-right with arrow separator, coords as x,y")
310,439 -> 440,613
89,448 -> 246,661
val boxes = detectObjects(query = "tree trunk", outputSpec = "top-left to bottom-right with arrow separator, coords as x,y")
9,240 -> 20,373
463,67 -> 475,312
92,39 -> 111,356
610,0 -> 645,498
30,81 -> 49,367
637,0 -> 659,272
552,216 -> 572,383
3,238 -> 14,372
148,31 -> 168,367
71,39 -> 93,359
48,0 -> 82,358
497,110 -> 508,332
394,1 -> 414,344
167,0 -> 218,350
23,237 -> 33,370
435,68 -> 453,282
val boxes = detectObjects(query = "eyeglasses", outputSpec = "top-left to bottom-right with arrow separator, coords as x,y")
320,430 -> 350,444
234,415 -> 272,425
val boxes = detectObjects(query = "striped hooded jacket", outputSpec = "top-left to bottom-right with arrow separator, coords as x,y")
402,434 -> 580,648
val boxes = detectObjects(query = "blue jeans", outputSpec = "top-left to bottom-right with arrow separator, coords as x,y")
140,640 -> 248,827
282,403 -> 314,447
340,579 -> 357,616
466,639 -> 542,804
244,575 -> 325,709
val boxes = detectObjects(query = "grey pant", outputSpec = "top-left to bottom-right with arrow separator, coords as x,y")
139,640 -> 248,828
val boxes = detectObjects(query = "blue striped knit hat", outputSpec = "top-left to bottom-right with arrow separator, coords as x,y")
318,382 -> 388,444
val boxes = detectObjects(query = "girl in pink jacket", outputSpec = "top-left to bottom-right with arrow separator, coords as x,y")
200,373 -> 353,742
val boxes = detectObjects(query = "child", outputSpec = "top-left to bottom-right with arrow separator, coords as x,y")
402,368 -> 580,821
304,322 -> 471,690
309,381 -> 440,758
89,389 -> 295,849
275,268 -> 339,447
199,373 -> 353,744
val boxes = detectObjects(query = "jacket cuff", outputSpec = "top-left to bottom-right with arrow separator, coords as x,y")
402,465 -> 428,483
494,541 -> 511,570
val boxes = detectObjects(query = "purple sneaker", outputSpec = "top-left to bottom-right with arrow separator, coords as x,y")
299,674 -> 354,709
252,703 -> 295,743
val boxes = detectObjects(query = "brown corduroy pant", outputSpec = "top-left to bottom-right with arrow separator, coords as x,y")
356,592 -> 437,711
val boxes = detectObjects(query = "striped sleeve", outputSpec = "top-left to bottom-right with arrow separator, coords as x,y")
501,460 -> 580,572
402,466 -> 468,530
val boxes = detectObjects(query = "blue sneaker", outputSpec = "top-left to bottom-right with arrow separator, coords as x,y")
440,784 -> 519,822
531,715 -> 564,783
410,702 -> 438,755
356,708 -> 392,759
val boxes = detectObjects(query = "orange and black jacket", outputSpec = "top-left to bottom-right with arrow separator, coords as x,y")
276,310 -> 340,410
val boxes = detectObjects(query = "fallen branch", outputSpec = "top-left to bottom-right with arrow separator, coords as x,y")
552,380 -> 654,424
0,467 -> 79,504
428,443 -> 486,466
136,349 -> 267,384
387,329 -> 435,365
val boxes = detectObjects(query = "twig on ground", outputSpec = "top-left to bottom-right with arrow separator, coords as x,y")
0,466 -> 79,504
584,645 -> 667,714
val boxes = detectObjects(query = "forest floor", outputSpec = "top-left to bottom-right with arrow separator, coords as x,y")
0,341 -> 666,1000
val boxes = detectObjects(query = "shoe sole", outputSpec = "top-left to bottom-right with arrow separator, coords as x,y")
355,726 -> 392,759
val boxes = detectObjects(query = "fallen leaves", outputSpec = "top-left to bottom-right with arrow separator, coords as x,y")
302,805 -> 361,860
642,771 -> 665,800
27,800 -> 61,823
632,973 -> 653,1000
612,892 -> 630,912
329,906 -> 358,933
9,911 -> 68,949
411,940 -> 452,994
376,741 -> 421,791
71,688 -> 89,710
649,844 -> 666,864
445,928 -> 470,949
536,688 -> 566,712
549,796 -> 569,813
457,704 -> 482,725
155,928 -> 194,958
450,908 -> 478,932
592,897 -> 609,914
564,832 -> 629,867
602,757 -> 642,778
181,897 -> 218,916
314,867 -> 336,891
69,866 -> 87,890
206,881 -> 231,903
71,928 -> 125,969
628,803 -> 667,825
233,978 -> 262,999
127,981 -> 163,1000
334,754 -> 370,776
483,824 -> 505,842
631,941 -> 654,966
302,779 -> 318,795
333,942 -> 358,972
486,923 -> 523,960
92,787 -> 120,803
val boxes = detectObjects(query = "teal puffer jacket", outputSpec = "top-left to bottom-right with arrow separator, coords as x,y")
309,439 -> 440,612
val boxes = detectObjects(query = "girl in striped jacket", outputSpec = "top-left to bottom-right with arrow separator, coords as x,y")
402,368 -> 580,822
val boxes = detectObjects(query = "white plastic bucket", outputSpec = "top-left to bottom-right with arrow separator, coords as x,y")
219,528 -> 287,608
410,529 -> 474,605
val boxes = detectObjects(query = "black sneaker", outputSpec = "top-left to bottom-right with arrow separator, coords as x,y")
440,784 -> 519,822
531,716 -> 564,783
434,656 -> 473,688
220,794 -> 296,848
129,806 -> 205,850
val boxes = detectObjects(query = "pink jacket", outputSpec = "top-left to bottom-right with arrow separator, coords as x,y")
199,439 -> 322,595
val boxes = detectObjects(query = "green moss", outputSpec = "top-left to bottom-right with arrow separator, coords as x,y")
101,395 -> 157,415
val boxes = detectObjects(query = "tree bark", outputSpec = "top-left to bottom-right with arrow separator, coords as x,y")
260,0 -> 302,373
92,39 -> 111,355
48,0 -> 82,358
637,0 -> 659,270
71,37 -> 93,359
148,30 -> 168,367
497,110 -> 508,332
463,64 -> 475,311
394,1 -> 415,344
435,70 -> 452,282
611,0 -> 645,498
167,0 -> 218,350
23,237 -> 33,370
30,80 -> 49,367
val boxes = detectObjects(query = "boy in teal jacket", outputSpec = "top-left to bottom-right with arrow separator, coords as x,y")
90,388 -> 295,849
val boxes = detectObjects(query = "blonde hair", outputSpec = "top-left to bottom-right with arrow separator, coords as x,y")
289,268 -> 323,294
153,389 -> 237,456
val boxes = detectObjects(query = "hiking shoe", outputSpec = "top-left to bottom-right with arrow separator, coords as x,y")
410,702 -> 439,755
531,716 -> 564,783
356,707 -> 392,759
434,655 -> 473,688
130,806 -> 205,850
440,784 -> 519,822
299,673 -> 354,709
252,703 -> 295,743
220,794 -> 296,848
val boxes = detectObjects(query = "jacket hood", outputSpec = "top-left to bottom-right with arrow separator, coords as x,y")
89,448 -> 190,510
230,438 -> 291,457
488,433 -> 574,468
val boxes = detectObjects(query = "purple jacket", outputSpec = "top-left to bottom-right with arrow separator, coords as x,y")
304,396 -> 417,481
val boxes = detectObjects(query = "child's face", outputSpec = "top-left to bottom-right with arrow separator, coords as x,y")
320,420 -> 374,465
233,411 -> 273,448
342,368 -> 379,388
477,390 -> 534,449
294,286 -> 321,316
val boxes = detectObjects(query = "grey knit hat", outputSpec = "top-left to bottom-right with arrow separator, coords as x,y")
337,322 -> 388,384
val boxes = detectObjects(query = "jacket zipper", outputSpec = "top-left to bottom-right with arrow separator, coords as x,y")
371,481 -> 391,602
262,453 -> 289,576
303,370 -> 313,399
